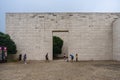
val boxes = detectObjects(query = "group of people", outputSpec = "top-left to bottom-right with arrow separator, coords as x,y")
19,53 -> 48,64
18,53 -> 78,64
19,54 -> 27,64
64,53 -> 78,62
45,53 -> 78,62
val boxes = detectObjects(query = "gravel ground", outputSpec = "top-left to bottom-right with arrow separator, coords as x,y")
0,60 -> 120,80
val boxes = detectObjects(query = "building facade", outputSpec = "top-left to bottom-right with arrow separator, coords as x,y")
6,13 -> 120,61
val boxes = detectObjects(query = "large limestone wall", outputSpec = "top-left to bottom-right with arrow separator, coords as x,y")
113,18 -> 120,61
6,13 -> 120,60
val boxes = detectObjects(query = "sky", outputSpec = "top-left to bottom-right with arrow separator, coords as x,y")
0,0 -> 120,33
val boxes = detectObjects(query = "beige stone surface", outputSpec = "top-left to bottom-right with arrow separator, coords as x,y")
6,13 -> 120,60
0,61 -> 120,80
113,18 -> 120,61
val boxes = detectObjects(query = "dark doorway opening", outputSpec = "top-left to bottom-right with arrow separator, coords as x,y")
53,36 -> 63,59
52,31 -> 68,60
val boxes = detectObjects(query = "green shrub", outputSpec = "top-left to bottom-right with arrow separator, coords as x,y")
53,36 -> 63,57
0,32 -> 17,54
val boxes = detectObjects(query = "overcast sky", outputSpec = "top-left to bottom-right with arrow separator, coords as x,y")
0,0 -> 120,32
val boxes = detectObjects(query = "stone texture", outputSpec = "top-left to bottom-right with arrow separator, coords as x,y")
6,13 -> 120,60
113,18 -> 120,61
0,61 -> 120,80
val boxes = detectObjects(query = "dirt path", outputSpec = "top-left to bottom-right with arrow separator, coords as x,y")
0,60 -> 120,80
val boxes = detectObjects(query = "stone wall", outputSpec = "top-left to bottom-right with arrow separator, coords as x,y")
6,13 -> 120,60
113,18 -> 120,61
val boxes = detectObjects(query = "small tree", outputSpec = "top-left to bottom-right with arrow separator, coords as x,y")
53,36 -> 63,57
0,32 -> 17,54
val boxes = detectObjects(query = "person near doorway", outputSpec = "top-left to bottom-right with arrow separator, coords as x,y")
76,53 -> 78,62
70,54 -> 74,62
45,53 -> 49,61
19,54 -> 22,61
64,53 -> 66,61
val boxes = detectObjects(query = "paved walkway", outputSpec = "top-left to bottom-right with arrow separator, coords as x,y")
0,60 -> 120,80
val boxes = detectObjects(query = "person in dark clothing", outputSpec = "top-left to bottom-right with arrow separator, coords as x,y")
23,54 -> 27,64
45,53 -> 49,61
1,47 -> 5,62
19,54 -> 22,61
0,47 -> 2,61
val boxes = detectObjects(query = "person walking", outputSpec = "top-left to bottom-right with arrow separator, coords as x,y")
23,54 -> 27,64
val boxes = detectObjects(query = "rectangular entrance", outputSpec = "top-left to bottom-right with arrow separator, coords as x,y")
52,31 -> 69,60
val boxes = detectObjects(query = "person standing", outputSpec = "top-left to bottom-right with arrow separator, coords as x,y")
76,53 -> 78,62
64,53 -> 66,61
19,54 -> 22,61
23,54 -> 27,64
4,47 -> 7,62
45,53 -> 49,61
1,47 -> 5,62
0,47 -> 2,61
